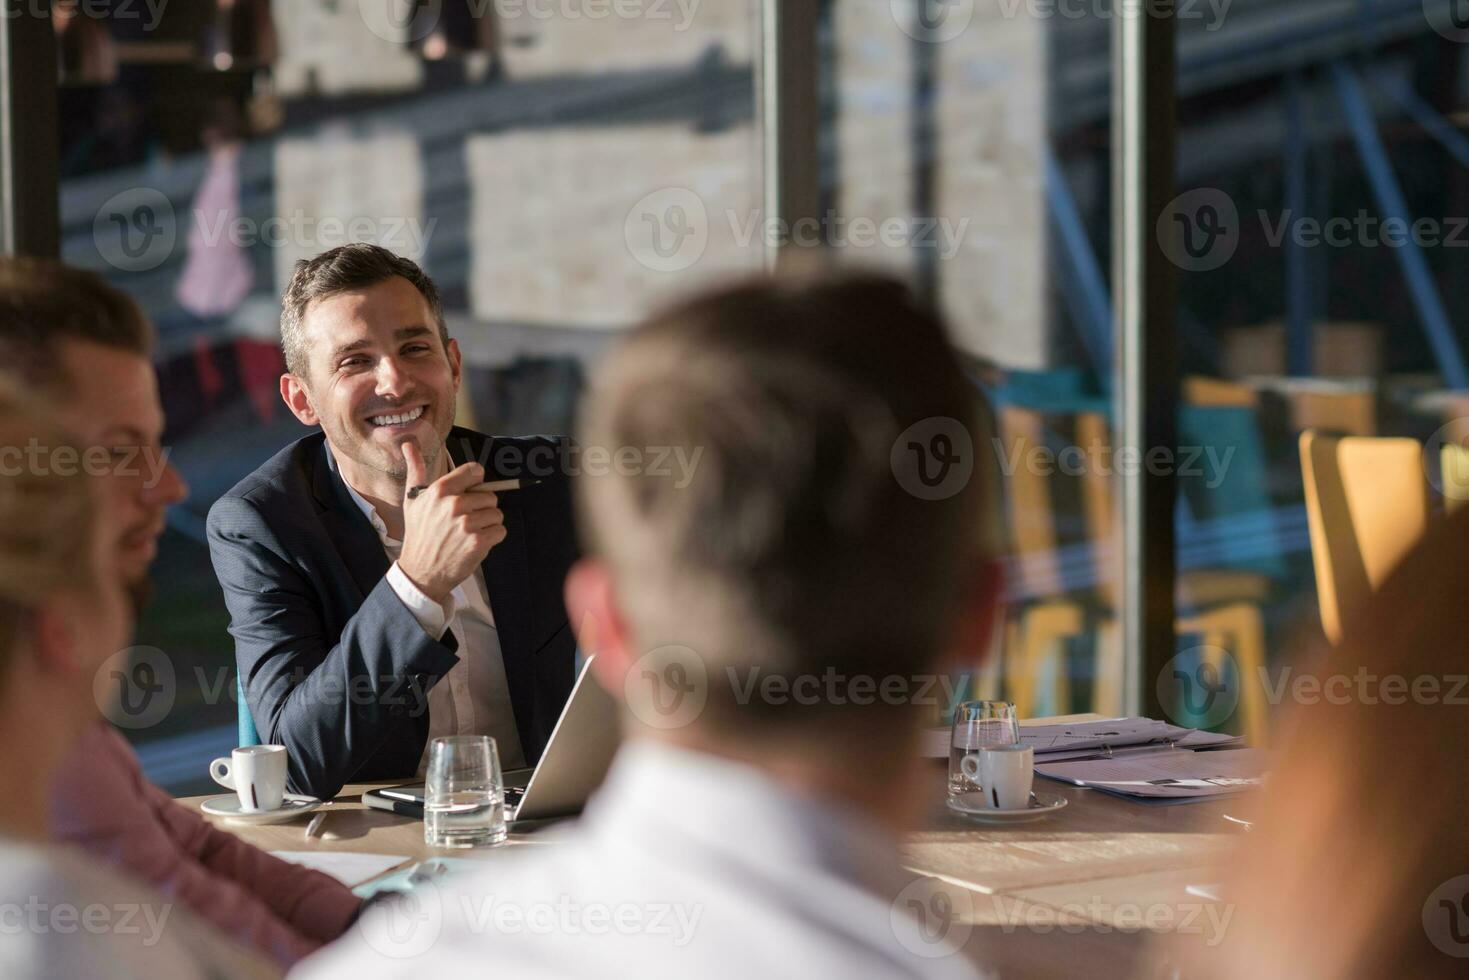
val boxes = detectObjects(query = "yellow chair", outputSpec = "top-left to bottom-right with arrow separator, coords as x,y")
1074,412 -> 1270,743
1299,431 -> 1429,644
999,405 -> 1275,744
996,406 -> 1089,716
1000,407 -> 1272,744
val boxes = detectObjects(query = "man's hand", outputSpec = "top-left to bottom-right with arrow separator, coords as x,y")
396,441 -> 506,602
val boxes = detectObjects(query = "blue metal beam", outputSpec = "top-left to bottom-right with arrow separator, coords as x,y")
1045,149 -> 1112,375
1285,69 -> 1313,376
1379,74 -> 1469,172
1330,61 -> 1469,390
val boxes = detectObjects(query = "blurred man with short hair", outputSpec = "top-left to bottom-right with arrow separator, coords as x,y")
299,271 -> 1000,979
0,257 -> 362,967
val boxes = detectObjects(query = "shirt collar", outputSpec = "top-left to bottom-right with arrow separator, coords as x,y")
325,444 -> 394,544
583,738 -> 908,897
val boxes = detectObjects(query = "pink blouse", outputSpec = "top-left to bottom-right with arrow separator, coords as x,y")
50,722 -> 362,968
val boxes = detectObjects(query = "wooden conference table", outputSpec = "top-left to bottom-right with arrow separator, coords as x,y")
180,715 -> 1246,979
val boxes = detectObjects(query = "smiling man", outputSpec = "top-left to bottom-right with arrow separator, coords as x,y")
207,244 -> 579,799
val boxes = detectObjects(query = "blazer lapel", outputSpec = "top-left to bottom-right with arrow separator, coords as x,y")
311,439 -> 392,601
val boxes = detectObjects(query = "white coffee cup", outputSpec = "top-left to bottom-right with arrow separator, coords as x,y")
977,745 -> 1034,810
210,745 -> 288,812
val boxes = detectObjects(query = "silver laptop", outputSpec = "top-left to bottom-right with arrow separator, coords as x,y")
365,656 -> 620,826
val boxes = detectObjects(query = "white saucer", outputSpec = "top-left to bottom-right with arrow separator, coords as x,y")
946,792 -> 1068,824
200,794 -> 323,824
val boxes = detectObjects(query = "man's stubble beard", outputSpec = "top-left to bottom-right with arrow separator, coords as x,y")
126,574 -> 155,616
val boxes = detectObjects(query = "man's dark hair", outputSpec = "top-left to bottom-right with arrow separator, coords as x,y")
0,257 -> 154,393
280,243 -> 447,380
578,270 -> 994,734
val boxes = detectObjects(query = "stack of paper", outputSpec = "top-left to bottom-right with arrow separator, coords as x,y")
927,716 -> 1261,804
1036,747 -> 1266,803
923,716 -> 1242,760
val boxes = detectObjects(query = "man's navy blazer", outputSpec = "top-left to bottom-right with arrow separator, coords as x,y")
206,427 -> 579,799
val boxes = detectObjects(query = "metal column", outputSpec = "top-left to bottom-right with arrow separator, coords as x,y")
0,0 -> 60,257
759,0 -> 819,271
1114,0 -> 1178,718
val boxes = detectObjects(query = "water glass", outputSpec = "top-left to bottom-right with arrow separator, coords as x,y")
424,735 -> 508,848
948,700 -> 1020,804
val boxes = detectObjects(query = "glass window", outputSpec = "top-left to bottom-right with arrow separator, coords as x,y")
1165,2 -> 1469,742
60,0 -> 761,792
823,2 -> 1120,720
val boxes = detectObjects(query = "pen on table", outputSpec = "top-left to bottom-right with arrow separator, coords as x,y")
304,808 -> 330,840
467,478 -> 542,493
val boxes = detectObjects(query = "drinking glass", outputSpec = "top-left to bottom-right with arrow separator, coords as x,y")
948,700 -> 1021,805
424,735 -> 507,848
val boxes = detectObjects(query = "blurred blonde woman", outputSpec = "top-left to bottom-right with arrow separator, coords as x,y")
0,386 -> 273,979
1185,505 -> 1469,978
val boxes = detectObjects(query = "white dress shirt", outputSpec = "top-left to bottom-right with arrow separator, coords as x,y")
294,740 -> 987,980
333,451 -> 525,771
